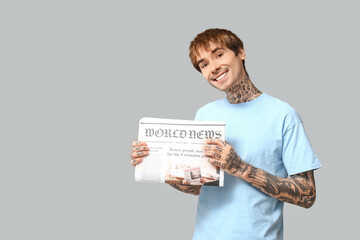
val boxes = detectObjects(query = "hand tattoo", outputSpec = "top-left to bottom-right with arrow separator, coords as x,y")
215,146 -> 222,152
225,148 -> 248,174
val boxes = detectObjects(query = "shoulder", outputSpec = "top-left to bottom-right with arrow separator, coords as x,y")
261,93 -> 303,133
264,93 -> 301,118
263,93 -> 296,113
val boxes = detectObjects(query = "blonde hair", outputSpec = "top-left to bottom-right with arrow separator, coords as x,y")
189,28 -> 245,72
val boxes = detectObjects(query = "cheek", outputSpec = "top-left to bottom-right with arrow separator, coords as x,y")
202,71 -> 210,81
232,60 -> 243,74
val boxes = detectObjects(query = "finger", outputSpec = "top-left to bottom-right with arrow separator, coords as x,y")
131,150 -> 149,159
203,145 -> 212,151
208,159 -> 226,169
214,146 -> 223,153
200,177 -> 215,183
131,158 -> 143,166
133,146 -> 150,152
206,138 -> 227,146
206,139 -> 221,145
204,150 -> 214,158
132,141 -> 148,147
204,145 -> 223,154
204,151 -> 222,159
214,152 -> 222,159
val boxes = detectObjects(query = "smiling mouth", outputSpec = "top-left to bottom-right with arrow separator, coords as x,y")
213,70 -> 228,81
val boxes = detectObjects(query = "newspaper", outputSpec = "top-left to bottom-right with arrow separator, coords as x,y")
135,117 -> 225,187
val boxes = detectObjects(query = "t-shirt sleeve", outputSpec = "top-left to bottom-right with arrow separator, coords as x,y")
194,108 -> 203,121
282,115 -> 322,176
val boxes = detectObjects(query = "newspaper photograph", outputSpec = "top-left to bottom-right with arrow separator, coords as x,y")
135,117 -> 225,187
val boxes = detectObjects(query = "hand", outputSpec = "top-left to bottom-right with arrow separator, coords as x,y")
204,139 -> 246,176
131,141 -> 149,166
200,176 -> 216,184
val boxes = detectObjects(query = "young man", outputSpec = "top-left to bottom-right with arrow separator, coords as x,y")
131,28 -> 321,240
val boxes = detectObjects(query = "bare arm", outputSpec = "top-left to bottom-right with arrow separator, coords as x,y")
205,139 -> 316,208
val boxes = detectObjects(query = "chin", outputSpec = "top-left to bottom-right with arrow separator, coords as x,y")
214,86 -> 228,92
215,83 -> 230,91
209,81 -> 229,91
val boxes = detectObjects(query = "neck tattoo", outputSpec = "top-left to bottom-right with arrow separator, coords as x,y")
225,75 -> 262,104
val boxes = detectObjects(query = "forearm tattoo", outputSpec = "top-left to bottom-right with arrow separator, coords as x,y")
247,167 -> 316,208
248,166 -> 257,179
224,149 -> 316,208
168,184 -> 201,196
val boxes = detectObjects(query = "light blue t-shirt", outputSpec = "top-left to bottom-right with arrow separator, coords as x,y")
193,93 -> 321,240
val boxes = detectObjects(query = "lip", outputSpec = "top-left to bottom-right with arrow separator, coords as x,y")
212,70 -> 229,83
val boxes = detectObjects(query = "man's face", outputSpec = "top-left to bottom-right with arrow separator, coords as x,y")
196,42 -> 246,91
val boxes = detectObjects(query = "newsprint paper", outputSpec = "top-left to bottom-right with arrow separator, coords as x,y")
135,117 -> 225,187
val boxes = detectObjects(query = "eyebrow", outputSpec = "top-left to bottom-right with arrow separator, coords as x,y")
197,47 -> 224,66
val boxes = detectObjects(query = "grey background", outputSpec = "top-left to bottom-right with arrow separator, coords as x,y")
1,0 -> 359,239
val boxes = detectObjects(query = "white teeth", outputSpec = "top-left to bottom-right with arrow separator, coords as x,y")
216,72 -> 227,81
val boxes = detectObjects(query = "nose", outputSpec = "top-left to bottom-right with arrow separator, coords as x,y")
210,61 -> 221,74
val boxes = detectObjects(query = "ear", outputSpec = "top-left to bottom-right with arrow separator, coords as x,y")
238,48 -> 246,60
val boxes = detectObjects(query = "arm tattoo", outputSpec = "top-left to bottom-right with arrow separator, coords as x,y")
225,148 -> 248,174
168,184 -> 201,196
245,169 -> 316,208
248,166 -> 258,179
224,148 -> 316,208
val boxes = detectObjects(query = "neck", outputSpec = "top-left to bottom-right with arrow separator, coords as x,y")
225,74 -> 262,104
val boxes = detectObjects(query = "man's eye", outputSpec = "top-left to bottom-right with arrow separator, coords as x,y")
201,63 -> 208,69
217,53 -> 223,58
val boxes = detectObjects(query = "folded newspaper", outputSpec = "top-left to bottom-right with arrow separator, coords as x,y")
135,117 -> 225,187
